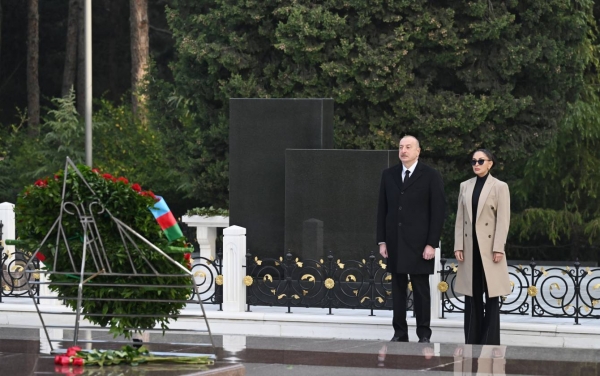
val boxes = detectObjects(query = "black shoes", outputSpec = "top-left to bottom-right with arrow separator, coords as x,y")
390,335 -> 430,343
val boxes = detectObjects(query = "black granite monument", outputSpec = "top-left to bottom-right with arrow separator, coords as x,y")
285,149 -> 399,261
229,99 -> 334,258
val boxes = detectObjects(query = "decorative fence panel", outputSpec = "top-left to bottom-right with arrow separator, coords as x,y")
1,249 -> 40,303
190,251 -> 223,309
439,258 -> 600,324
244,251 -> 413,315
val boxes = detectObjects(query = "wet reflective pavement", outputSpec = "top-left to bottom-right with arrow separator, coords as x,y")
1,328 -> 599,375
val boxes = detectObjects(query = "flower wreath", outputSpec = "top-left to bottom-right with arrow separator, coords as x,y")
16,165 -> 193,338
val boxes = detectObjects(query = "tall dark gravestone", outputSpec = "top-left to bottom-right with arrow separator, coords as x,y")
229,99 -> 334,258
285,150 -> 399,261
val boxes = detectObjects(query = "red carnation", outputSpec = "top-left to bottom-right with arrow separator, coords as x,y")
60,356 -> 72,365
54,355 -> 62,365
34,178 -> 48,187
116,177 -> 129,184
66,346 -> 81,357
102,173 -> 113,180
131,183 -> 142,192
184,253 -> 191,260
72,358 -> 84,366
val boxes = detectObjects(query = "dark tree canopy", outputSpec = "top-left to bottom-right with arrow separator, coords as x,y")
148,1 -> 594,244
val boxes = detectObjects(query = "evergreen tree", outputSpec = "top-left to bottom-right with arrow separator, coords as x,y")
150,0 -> 593,219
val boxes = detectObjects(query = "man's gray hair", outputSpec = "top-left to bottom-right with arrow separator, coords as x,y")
400,135 -> 420,148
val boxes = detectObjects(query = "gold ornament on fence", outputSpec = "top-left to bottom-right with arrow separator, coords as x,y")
194,271 -> 206,278
437,281 -> 449,293
324,278 -> 335,289
243,275 -> 253,287
408,282 -> 413,292
215,275 -> 224,286
527,285 -> 538,297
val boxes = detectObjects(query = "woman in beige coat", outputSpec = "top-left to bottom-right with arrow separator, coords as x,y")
454,149 -> 511,345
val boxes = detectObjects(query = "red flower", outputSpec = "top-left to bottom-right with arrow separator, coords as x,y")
116,177 -> 129,184
72,358 -> 85,366
34,178 -> 48,187
54,355 -> 62,365
60,356 -> 72,365
66,346 -> 81,357
54,174 -> 60,181
141,190 -> 158,201
184,253 -> 191,260
131,183 -> 142,192
102,173 -> 113,180
91,168 -> 100,173
54,365 -> 73,374
35,252 -> 46,262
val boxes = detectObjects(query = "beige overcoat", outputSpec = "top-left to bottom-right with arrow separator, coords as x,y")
453,174 -> 512,298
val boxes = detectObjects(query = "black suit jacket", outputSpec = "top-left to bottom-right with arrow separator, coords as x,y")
376,161 -> 446,274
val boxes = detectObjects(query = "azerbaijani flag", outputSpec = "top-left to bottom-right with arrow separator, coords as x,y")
148,196 -> 184,242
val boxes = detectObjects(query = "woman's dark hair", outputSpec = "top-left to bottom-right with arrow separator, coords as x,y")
473,149 -> 496,169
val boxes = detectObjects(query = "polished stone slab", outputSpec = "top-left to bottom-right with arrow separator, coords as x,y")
1,328 -> 599,375
285,150 -> 398,261
229,98 -> 334,259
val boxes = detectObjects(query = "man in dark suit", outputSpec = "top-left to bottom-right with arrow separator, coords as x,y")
377,135 -> 446,343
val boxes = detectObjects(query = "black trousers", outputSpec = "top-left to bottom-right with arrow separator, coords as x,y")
392,273 -> 431,341
464,235 -> 500,345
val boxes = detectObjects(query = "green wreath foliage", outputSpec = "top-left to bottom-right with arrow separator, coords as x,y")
15,165 -> 193,338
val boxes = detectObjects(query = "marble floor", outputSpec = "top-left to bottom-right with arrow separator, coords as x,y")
0,328 -> 599,376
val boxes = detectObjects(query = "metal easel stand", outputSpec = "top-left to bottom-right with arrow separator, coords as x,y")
20,157 -> 215,356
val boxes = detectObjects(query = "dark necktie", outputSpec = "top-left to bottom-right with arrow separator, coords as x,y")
404,170 -> 410,182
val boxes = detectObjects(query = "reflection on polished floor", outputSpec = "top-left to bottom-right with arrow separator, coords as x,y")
0,327 -> 599,375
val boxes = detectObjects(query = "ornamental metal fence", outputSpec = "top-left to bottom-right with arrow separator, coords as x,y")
439,258 -> 600,324
0,221 -> 40,303
190,251 -> 223,309
243,251 -> 413,315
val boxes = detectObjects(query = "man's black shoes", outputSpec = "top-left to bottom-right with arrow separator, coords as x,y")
418,337 -> 430,343
390,336 -> 409,342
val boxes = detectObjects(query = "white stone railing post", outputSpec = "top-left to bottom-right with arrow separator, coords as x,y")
222,225 -> 247,312
0,202 -> 16,261
431,244 -> 441,319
